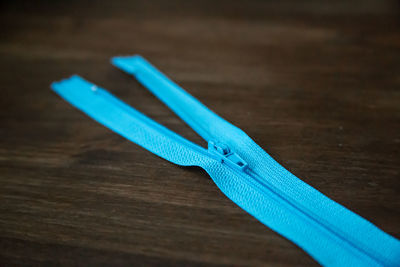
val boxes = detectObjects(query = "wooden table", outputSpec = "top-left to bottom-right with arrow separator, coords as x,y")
1,0 -> 399,265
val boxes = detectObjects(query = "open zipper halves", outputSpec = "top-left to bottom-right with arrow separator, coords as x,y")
51,55 -> 400,267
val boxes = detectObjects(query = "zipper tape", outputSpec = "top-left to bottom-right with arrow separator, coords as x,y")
51,57 -> 400,266
111,55 -> 400,266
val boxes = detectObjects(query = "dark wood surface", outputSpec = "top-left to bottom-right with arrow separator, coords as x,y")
1,0 -> 400,266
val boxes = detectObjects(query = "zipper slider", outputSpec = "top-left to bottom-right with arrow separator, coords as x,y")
208,141 -> 248,172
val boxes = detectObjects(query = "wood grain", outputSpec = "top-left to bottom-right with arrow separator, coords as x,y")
1,0 -> 400,266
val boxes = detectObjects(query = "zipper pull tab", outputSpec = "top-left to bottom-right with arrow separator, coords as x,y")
208,141 -> 248,172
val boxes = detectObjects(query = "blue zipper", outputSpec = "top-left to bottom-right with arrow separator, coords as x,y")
51,56 -> 400,267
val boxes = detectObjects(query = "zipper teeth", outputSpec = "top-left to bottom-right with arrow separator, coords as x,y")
135,70 -> 214,141
91,81 -> 388,265
239,167 -> 386,266
134,77 -> 388,263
